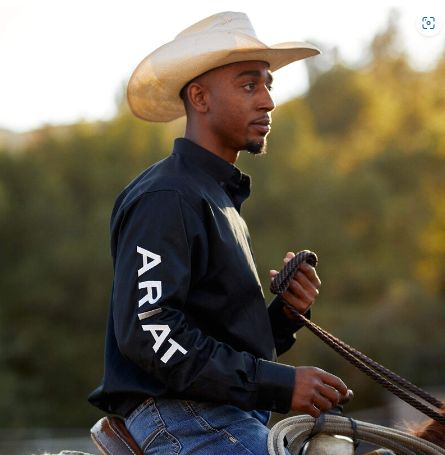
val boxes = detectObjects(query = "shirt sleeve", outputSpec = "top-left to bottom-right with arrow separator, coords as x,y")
112,190 -> 295,413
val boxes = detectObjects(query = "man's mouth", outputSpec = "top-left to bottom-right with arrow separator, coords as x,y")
250,117 -> 271,135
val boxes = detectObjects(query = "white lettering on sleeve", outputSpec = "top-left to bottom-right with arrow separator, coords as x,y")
137,246 -> 161,277
138,280 -> 162,306
136,246 -> 187,364
141,324 -> 171,352
161,338 -> 188,363
138,308 -> 162,320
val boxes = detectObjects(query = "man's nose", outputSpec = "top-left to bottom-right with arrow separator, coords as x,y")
259,87 -> 275,112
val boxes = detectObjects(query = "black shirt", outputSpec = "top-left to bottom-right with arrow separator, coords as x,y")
89,138 -> 305,416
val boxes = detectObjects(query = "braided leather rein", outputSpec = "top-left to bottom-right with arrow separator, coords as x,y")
270,250 -> 445,425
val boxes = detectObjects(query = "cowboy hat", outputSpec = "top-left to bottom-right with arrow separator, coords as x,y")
127,11 -> 321,122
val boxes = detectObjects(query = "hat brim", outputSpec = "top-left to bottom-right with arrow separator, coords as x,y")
127,39 -> 320,122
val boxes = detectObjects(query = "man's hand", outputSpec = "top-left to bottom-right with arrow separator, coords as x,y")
291,366 -> 353,417
269,251 -> 321,317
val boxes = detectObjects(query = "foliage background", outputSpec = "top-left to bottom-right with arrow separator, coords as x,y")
1,18 -> 444,427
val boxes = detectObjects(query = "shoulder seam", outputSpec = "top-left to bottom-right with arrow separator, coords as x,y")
123,189 -> 204,224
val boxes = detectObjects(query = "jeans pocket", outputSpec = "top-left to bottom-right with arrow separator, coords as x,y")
125,398 -> 154,428
142,427 -> 181,454
126,398 -> 181,455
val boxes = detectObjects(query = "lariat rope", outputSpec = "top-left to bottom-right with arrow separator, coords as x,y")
269,250 -> 445,425
267,414 -> 445,455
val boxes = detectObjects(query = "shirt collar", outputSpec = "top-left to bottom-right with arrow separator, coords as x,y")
172,138 -> 251,210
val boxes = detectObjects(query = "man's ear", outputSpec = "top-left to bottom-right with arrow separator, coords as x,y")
186,82 -> 209,114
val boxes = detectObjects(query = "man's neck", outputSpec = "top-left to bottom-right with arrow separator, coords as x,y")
184,129 -> 239,164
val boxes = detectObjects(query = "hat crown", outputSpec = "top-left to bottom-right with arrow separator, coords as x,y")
175,11 -> 257,40
128,11 -> 321,122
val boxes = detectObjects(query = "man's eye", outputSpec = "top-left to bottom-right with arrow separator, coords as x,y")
244,82 -> 256,91
267,84 -> 273,92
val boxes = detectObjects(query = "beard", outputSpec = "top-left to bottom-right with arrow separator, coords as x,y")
244,137 -> 267,156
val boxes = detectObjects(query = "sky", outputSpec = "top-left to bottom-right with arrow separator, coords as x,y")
1,0 -> 444,132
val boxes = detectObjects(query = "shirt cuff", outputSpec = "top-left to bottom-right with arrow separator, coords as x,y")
253,359 -> 295,413
269,296 -> 310,333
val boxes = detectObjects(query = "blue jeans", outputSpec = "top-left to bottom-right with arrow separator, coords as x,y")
125,397 -> 275,454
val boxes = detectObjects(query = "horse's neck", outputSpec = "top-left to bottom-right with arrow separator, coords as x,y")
414,419 -> 445,449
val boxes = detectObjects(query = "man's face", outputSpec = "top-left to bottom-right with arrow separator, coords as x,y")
198,61 -> 275,156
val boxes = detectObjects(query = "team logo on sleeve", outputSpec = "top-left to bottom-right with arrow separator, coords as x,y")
136,246 -> 187,363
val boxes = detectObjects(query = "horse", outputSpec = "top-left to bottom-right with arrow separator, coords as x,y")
410,405 -> 445,449
364,405 -> 445,454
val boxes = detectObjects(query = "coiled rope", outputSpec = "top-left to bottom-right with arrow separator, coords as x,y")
270,250 -> 445,425
267,414 -> 445,455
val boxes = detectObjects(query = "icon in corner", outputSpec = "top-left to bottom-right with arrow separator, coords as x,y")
422,16 -> 435,30
417,15 -> 442,37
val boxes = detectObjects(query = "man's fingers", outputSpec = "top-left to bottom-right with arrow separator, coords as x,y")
340,389 -> 354,405
289,274 -> 319,299
298,263 -> 321,289
283,254 -> 321,289
275,254 -> 321,293
308,404 -> 322,418
283,252 -> 295,263
269,269 -> 278,280
285,278 -> 318,310
274,253 -> 322,318
320,371 -> 349,397
292,367 -> 352,416
319,384 -> 341,406
313,393 -> 335,412
294,270 -> 317,291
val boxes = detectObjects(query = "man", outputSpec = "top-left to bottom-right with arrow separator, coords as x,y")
89,11 -> 351,454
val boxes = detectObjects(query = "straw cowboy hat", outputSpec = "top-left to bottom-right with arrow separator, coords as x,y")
127,11 -> 321,122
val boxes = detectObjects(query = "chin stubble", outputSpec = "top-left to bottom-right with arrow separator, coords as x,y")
244,138 -> 267,156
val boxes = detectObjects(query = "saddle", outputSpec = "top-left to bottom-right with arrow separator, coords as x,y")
90,416 -> 143,455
